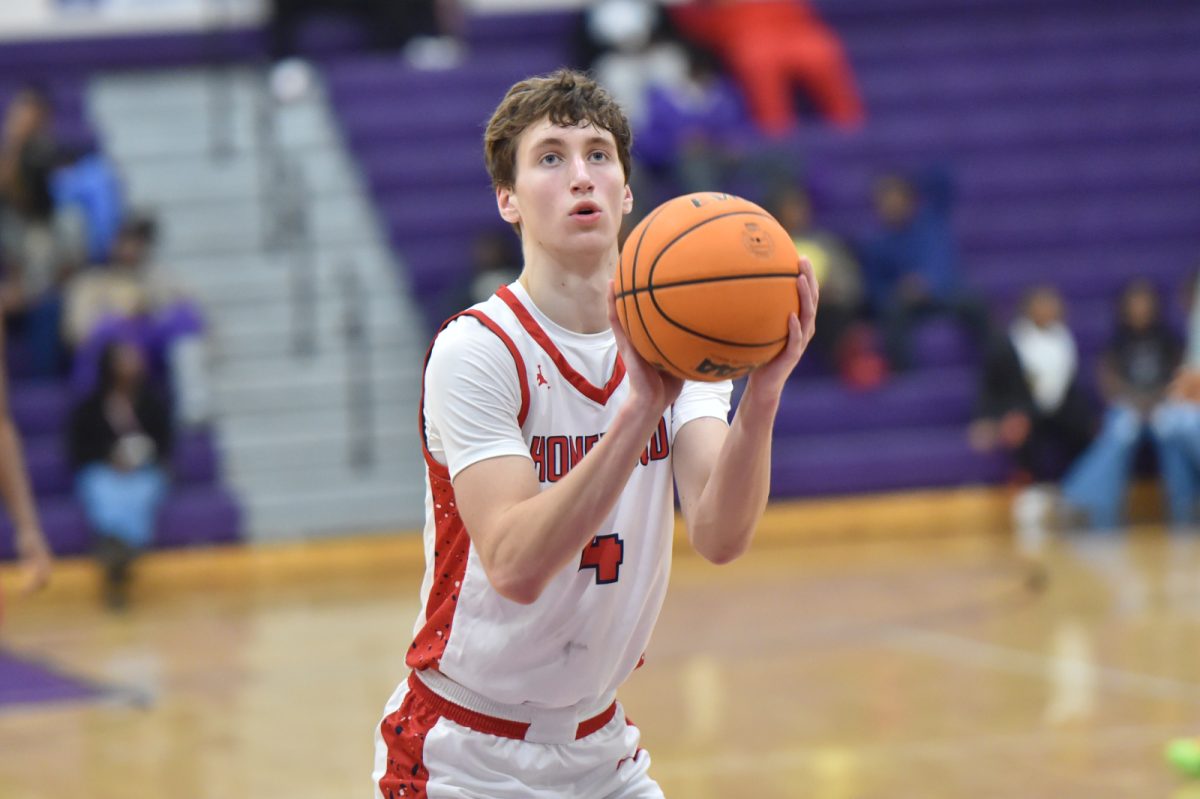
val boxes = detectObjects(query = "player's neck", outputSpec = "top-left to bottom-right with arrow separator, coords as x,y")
518,250 -> 613,335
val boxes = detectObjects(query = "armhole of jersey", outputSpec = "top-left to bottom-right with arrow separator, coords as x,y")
418,309 -> 531,478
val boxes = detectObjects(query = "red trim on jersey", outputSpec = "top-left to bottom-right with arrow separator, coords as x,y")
418,309 -> 531,477
410,308 -> 532,678
496,285 -> 626,406
378,683 -> 435,799
404,673 -> 617,741
407,467 -> 470,669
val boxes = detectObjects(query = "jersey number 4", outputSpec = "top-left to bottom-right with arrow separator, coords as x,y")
579,533 -> 624,585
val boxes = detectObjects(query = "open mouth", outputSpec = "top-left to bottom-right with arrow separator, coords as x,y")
570,202 -> 601,218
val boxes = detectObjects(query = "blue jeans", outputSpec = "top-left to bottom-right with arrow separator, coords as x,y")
1151,402 -> 1200,526
1061,404 -> 1199,529
76,464 -> 168,549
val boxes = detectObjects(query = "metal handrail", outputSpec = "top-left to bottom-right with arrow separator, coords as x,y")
282,159 -> 317,357
255,65 -> 295,253
204,0 -> 237,160
251,54 -> 317,358
341,259 -> 374,470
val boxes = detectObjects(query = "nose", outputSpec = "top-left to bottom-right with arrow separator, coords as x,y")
569,155 -> 594,194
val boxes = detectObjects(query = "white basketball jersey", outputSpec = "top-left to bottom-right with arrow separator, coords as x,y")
408,282 -> 730,710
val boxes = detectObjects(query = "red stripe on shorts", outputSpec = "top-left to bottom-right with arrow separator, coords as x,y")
378,682 -> 439,799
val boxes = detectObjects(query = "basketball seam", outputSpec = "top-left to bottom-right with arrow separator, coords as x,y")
646,211 -> 795,349
626,203 -> 688,377
614,271 -> 799,300
618,205 -> 641,366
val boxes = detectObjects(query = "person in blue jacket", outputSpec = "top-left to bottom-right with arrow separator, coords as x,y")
861,168 -> 989,371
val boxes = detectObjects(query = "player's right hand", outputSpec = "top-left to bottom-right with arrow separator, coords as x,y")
607,281 -> 684,415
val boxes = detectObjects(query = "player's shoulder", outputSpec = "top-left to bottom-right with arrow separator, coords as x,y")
428,298 -> 522,378
434,297 -> 511,349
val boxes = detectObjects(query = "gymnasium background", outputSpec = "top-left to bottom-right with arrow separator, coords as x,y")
1,0 -> 1199,797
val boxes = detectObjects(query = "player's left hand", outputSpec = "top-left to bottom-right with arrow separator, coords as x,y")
15,526 -> 52,595
607,281 -> 685,414
744,259 -> 819,400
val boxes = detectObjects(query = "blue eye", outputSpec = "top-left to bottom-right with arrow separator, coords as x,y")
589,151 -> 609,162
540,153 -> 562,165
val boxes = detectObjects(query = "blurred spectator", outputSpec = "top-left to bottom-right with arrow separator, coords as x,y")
269,0 -> 458,57
637,46 -> 761,196
0,85 -> 85,377
576,0 -> 688,128
1138,271 -> 1200,528
68,341 -> 172,610
51,150 -> 124,266
1060,280 -> 1185,528
769,184 -> 880,387
63,215 -> 166,349
466,229 -> 521,307
1154,273 -> 1200,764
861,169 -> 989,372
269,0 -> 463,95
670,0 -> 864,136
64,214 -> 211,427
969,286 -> 1093,483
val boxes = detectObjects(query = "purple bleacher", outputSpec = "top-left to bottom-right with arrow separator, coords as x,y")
0,481 -> 241,559
774,368 -> 975,437
156,486 -> 242,548
0,28 -> 262,75
772,427 -> 1010,498
0,499 -> 90,559
842,9 -> 1200,67
22,428 -> 220,496
324,0 -> 1200,501
9,382 -> 71,437
0,27 -> 257,560
7,427 -> 234,555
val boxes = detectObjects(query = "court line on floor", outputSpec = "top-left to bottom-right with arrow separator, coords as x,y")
882,625 -> 1200,703
649,721 -> 1182,778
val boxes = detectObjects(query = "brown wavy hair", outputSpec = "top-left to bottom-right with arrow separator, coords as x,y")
483,69 -> 632,192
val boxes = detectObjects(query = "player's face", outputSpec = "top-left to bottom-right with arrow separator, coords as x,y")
497,117 -> 633,258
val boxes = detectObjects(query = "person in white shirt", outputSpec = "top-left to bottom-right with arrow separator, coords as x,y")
969,285 -> 1094,483
371,68 -> 817,799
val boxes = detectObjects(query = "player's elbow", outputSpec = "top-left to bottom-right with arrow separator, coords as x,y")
691,529 -> 751,565
699,542 -> 748,566
486,566 -> 545,605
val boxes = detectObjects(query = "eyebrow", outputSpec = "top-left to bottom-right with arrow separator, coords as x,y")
530,135 -> 614,150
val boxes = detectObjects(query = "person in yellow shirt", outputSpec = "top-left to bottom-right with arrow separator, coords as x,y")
771,184 -> 883,388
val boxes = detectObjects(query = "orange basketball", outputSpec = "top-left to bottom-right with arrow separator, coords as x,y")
615,192 -> 800,382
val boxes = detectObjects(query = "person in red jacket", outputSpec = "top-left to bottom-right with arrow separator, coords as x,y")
671,0 -> 865,136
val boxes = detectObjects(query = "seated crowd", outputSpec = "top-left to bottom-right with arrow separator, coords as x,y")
0,84 -> 211,608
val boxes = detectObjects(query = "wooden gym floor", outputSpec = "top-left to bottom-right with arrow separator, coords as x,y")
1,487 -> 1199,798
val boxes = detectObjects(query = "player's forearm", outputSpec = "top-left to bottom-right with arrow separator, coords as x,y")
0,420 -> 40,537
687,389 -> 779,564
485,402 -> 666,603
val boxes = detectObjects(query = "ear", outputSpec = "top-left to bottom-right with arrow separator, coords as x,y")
497,186 -> 521,225
621,183 -> 633,216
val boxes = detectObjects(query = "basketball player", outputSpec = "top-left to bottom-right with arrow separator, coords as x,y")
0,319 -> 52,610
373,69 -> 817,798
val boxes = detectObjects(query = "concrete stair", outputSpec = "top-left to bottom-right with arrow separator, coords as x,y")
88,67 -> 430,540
